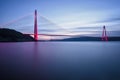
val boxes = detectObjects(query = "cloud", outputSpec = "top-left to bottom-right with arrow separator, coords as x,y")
96,16 -> 120,23
75,27 -> 102,29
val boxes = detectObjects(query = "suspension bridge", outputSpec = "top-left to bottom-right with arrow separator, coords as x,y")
0,10 -> 108,41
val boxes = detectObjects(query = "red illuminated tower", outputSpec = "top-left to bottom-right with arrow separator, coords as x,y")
102,25 -> 108,41
34,10 -> 38,41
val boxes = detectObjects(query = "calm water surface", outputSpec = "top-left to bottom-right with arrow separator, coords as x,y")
0,42 -> 120,80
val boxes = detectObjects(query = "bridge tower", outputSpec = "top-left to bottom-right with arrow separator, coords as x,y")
102,25 -> 108,41
34,10 -> 38,41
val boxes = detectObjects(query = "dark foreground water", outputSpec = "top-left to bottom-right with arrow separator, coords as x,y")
0,42 -> 120,80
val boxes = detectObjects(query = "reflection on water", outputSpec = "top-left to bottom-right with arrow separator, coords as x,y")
0,42 -> 120,80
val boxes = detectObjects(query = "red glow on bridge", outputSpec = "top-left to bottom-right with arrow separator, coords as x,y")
1,10 -> 109,41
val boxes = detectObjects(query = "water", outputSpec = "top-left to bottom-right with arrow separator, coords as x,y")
0,42 -> 120,80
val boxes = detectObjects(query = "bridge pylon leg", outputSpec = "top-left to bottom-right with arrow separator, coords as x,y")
34,10 -> 38,41
102,25 -> 108,41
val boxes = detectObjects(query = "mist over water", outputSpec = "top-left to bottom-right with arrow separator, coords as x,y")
0,42 -> 120,80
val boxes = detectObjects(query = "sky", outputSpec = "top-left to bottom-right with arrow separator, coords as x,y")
0,0 -> 120,39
